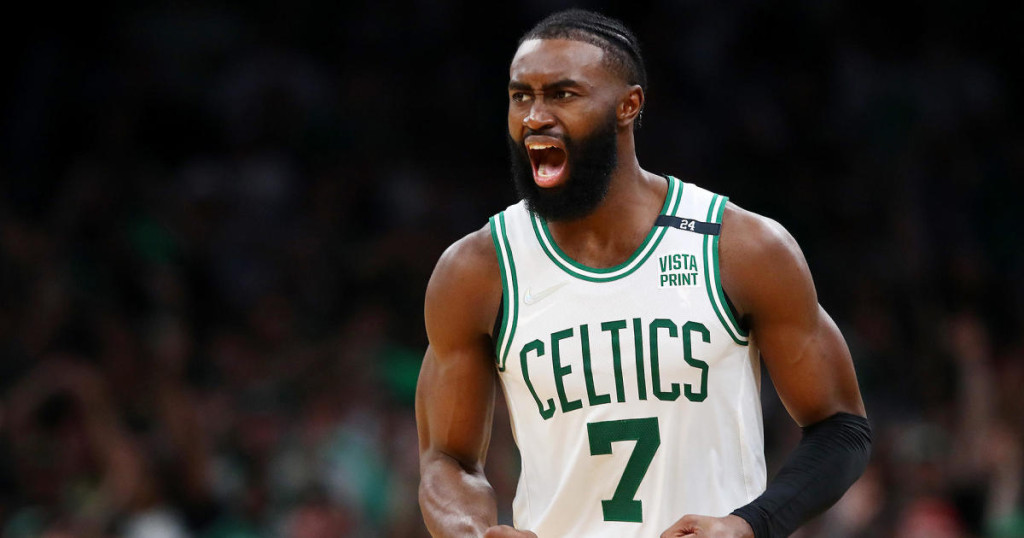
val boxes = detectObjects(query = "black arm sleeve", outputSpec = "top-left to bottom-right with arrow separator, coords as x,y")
731,412 -> 871,538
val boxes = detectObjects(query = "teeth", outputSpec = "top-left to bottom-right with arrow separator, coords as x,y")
527,143 -> 557,150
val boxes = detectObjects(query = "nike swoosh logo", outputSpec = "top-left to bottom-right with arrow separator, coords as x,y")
523,282 -> 569,305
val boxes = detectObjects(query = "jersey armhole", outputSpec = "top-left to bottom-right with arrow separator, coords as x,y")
722,291 -> 747,332
489,213 -> 519,371
491,296 -> 503,346
703,195 -> 750,346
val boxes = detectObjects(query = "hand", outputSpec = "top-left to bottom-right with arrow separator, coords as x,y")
483,525 -> 539,538
661,514 -> 754,538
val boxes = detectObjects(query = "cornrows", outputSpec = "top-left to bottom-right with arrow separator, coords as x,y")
519,9 -> 647,92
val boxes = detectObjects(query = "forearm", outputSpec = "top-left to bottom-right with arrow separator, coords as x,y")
420,453 -> 499,537
732,412 -> 871,538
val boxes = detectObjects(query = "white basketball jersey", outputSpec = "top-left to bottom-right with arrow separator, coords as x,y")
487,176 -> 766,537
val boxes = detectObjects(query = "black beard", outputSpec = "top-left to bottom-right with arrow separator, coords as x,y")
507,112 -> 618,222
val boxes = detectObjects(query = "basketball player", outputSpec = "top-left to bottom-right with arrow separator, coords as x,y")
416,10 -> 870,538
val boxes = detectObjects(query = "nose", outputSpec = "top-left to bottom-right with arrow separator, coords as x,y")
523,99 -> 555,131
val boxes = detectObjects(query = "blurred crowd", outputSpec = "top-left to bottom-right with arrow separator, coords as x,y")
2,1 -> 1022,537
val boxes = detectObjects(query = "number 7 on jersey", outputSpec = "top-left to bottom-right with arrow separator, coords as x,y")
587,417 -> 661,523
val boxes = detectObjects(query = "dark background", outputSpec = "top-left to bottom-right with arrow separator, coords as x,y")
2,1 -> 1022,536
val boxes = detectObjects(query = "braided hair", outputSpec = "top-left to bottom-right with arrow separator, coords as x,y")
519,9 -> 647,93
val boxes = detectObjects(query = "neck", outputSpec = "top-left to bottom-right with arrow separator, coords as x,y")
544,134 -> 667,268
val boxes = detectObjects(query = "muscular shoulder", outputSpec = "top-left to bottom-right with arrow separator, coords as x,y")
719,202 -> 817,322
425,225 -> 503,354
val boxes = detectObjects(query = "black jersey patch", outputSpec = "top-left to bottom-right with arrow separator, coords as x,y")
655,215 -> 721,236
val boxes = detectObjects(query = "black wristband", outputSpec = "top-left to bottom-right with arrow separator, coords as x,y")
731,412 -> 871,538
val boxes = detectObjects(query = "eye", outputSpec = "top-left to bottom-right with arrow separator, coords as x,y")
510,91 -> 532,103
553,90 -> 575,100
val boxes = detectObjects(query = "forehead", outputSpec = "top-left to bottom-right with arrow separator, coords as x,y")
510,38 -> 613,85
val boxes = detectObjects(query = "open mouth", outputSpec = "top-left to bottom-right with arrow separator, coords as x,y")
526,136 -> 568,188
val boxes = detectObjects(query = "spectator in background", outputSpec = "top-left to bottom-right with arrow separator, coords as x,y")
1,2 -> 1022,536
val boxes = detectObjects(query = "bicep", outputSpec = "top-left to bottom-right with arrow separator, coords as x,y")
417,228 -> 503,470
416,344 -> 497,470
722,207 -> 864,426
755,303 -> 865,426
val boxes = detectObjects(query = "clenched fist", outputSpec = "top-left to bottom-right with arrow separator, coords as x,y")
661,514 -> 754,537
483,525 -> 538,538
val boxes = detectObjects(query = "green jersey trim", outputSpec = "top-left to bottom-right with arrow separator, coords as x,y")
703,194 -> 749,345
489,213 -> 519,371
530,176 -> 684,283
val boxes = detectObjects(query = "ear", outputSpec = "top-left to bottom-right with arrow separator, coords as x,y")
617,85 -> 645,128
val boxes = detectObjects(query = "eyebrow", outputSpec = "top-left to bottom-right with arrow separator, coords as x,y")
508,79 -> 584,92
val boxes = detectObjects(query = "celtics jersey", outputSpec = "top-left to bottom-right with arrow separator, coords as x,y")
487,176 -> 766,537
